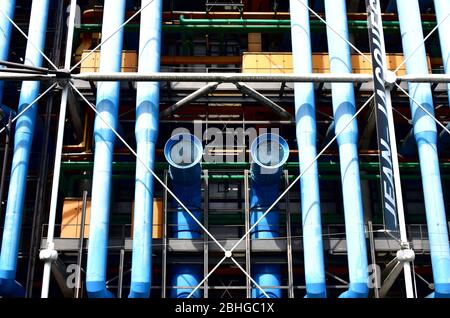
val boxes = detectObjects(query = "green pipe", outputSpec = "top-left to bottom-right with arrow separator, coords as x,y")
179,15 -> 292,25
62,171 -> 450,183
61,161 -> 450,172
76,20 -> 437,34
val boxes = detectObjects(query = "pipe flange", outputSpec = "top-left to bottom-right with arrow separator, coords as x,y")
396,248 -> 415,262
384,71 -> 398,90
39,248 -> 58,262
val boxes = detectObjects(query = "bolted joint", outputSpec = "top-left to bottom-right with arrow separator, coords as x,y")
53,68 -> 71,89
396,248 -> 415,262
384,71 -> 398,90
39,248 -> 58,263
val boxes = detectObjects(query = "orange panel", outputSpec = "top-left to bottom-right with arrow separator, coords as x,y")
61,198 -> 90,239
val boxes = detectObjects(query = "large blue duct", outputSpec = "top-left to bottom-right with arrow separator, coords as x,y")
0,0 -> 49,297
289,0 -> 327,298
85,0 -> 126,298
0,0 -> 15,106
128,0 -> 162,299
164,133 -> 203,298
397,0 -> 450,298
250,133 -> 289,298
434,0 -> 450,146
324,0 -> 369,298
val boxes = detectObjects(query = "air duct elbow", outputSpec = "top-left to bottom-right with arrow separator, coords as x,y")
250,134 -> 289,298
164,133 -> 203,239
165,134 -> 203,298
249,133 -> 289,239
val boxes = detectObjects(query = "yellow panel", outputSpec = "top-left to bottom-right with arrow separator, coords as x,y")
80,50 -> 138,73
256,54 -> 271,73
241,52 -> 432,75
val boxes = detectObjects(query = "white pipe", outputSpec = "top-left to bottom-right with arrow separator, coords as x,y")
40,0 -> 77,299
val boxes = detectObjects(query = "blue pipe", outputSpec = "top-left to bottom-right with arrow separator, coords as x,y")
86,0 -> 126,298
250,133 -> 289,298
0,104 -> 16,126
324,0 -> 369,298
164,133 -> 203,298
434,0 -> 450,147
128,0 -> 162,299
0,0 -> 49,297
0,0 -> 15,106
289,0 -> 327,298
397,0 -> 450,298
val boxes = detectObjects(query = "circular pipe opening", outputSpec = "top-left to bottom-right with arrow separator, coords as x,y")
250,133 -> 289,169
164,133 -> 203,169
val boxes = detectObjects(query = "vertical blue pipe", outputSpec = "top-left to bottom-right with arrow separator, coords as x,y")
289,0 -> 327,298
434,0 -> 450,145
86,0 -> 126,298
164,133 -> 203,298
397,0 -> 450,298
250,133 -> 289,298
324,0 -> 368,298
0,0 -> 49,297
0,0 -> 15,105
128,0 -> 162,299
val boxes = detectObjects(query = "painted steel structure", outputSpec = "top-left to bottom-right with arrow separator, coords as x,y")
290,0 -> 326,298
324,0 -> 368,298
0,0 -> 448,299
129,0 -> 162,299
0,0 -> 49,297
397,0 -> 450,298
85,0 -> 126,298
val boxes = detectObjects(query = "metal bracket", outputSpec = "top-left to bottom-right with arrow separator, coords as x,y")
397,248 -> 415,262
54,68 -> 71,89
384,70 -> 398,90
39,245 -> 58,263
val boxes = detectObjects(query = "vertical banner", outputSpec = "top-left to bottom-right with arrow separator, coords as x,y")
365,0 -> 400,236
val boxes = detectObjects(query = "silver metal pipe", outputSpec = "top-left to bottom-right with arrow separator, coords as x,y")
159,82 -> 219,118
2,72 -> 450,84
40,0 -> 77,298
235,82 -> 293,120
73,72 -> 373,83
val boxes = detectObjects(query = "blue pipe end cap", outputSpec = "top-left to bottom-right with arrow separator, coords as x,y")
86,281 -> 115,298
164,133 -> 203,169
433,283 -> 450,298
304,283 -> 327,298
129,282 -> 151,298
250,133 -> 290,170
0,279 -> 25,297
338,283 -> 369,298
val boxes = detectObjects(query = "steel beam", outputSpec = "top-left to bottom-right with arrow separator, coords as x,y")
235,82 -> 293,119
